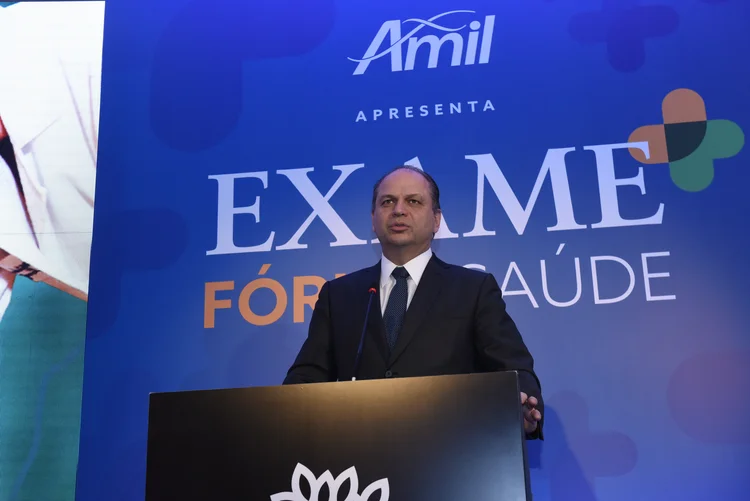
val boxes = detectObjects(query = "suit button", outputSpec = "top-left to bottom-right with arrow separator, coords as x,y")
385,370 -> 393,378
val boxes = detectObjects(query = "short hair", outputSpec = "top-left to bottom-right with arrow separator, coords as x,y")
371,165 -> 441,214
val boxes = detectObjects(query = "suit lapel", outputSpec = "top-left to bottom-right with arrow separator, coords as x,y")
388,256 -> 445,365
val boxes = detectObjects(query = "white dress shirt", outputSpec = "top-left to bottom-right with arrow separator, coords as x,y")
379,248 -> 433,315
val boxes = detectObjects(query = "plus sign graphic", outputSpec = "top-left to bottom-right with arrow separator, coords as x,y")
150,0 -> 336,151
545,392 -> 638,500
568,0 -> 679,72
628,88 -> 744,192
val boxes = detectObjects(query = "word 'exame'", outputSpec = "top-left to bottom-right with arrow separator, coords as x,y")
203,249 -> 675,328
207,142 -> 664,256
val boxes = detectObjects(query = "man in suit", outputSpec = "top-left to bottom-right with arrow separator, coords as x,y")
284,165 -> 544,438
0,0 -> 102,318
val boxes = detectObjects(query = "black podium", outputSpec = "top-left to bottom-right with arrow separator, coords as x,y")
145,371 -> 531,500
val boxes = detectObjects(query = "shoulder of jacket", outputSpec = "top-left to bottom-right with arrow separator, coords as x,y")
434,256 -> 490,281
326,264 -> 378,289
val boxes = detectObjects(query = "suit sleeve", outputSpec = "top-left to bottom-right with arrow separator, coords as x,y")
282,281 -> 337,384
473,273 -> 545,440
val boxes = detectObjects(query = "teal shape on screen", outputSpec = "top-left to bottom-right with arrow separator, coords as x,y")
0,278 -> 86,501
669,119 -> 745,192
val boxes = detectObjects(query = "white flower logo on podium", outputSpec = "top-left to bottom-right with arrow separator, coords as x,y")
271,462 -> 389,501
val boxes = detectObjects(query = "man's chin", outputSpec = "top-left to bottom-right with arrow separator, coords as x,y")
384,237 -> 414,247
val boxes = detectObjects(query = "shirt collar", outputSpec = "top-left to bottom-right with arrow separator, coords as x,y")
380,248 -> 433,286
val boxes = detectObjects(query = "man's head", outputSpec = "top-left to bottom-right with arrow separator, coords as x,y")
371,165 -> 441,264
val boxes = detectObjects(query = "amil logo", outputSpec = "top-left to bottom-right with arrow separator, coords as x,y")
348,10 -> 495,76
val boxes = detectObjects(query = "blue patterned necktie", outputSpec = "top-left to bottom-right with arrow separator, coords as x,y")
383,266 -> 409,350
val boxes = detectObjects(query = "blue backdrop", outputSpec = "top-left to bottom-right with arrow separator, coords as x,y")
78,0 -> 750,500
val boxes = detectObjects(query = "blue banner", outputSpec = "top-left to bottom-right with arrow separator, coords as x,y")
79,0 -> 750,499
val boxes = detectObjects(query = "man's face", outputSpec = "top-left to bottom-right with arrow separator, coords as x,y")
372,169 -> 441,254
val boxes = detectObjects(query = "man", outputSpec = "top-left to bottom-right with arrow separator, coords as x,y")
0,4 -> 102,499
283,165 -> 544,438
0,0 -> 102,320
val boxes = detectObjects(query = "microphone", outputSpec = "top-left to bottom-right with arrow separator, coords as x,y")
352,286 -> 377,381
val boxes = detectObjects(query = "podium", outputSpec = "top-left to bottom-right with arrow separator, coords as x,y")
145,371 -> 532,500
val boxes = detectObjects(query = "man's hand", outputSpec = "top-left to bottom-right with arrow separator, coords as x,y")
521,391 -> 542,434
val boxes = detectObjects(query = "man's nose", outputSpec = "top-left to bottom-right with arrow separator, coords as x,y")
392,199 -> 407,214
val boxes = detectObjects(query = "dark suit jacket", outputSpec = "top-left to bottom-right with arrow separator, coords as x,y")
283,254 -> 544,439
